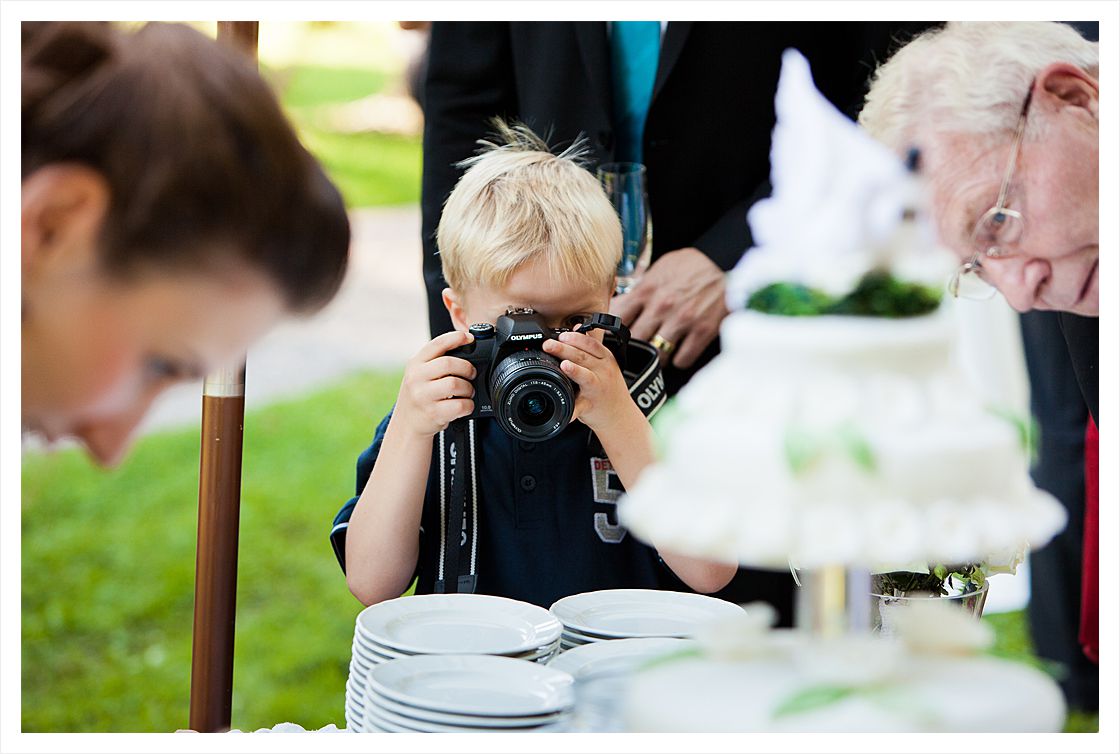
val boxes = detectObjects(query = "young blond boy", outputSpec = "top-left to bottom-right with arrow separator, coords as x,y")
332,122 -> 734,607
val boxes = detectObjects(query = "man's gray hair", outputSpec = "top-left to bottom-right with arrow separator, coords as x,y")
860,22 -> 1097,151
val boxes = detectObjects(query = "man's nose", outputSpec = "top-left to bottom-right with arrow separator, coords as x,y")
984,257 -> 1050,313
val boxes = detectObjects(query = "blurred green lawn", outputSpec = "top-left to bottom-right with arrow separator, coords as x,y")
22,370 -> 401,732
269,60 -> 421,208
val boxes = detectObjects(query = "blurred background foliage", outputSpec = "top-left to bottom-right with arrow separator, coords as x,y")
23,370 -> 402,731
20,21 -> 1098,735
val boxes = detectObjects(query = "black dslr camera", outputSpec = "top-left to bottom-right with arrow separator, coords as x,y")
448,307 -> 628,442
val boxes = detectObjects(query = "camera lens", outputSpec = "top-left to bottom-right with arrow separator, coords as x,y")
516,391 -> 555,427
491,351 -> 575,441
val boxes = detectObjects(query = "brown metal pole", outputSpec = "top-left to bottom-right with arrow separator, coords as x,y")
189,366 -> 246,732
188,20 -> 258,733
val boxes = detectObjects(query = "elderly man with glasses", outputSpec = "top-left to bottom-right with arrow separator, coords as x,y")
859,20 -> 1099,417
860,20 -> 1100,715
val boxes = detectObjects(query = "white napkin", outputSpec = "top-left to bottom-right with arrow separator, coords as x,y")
726,49 -> 951,309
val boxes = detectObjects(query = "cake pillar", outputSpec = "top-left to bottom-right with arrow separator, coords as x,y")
796,565 -> 873,636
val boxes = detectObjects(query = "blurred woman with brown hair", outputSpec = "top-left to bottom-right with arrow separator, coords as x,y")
21,22 -> 351,465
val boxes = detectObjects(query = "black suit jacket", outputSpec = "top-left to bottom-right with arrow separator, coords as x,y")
421,22 -> 935,376
420,21 -> 937,619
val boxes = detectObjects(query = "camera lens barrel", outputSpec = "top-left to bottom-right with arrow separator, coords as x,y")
490,351 -> 575,441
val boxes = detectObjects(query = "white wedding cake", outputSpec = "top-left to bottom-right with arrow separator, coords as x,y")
618,50 -> 1066,571
621,306 -> 1065,569
614,50 -> 1068,733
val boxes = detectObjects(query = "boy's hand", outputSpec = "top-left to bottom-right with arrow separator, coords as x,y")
542,328 -> 636,433
394,330 -> 477,437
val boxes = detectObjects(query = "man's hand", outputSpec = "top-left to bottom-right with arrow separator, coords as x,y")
610,247 -> 729,369
542,329 -> 636,434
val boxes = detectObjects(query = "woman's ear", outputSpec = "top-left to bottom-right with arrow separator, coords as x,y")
22,164 -> 110,284
442,287 -> 470,331
1036,62 -> 1098,119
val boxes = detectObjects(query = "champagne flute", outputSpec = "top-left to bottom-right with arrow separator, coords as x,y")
597,162 -> 652,295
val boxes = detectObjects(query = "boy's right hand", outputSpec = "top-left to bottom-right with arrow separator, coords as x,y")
393,330 -> 477,437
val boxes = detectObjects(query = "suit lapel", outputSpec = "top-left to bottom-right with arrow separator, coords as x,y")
652,21 -> 693,103
573,22 -> 613,121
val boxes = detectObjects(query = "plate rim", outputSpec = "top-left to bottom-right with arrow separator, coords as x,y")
549,589 -> 743,639
356,594 -> 561,655
366,654 -> 574,717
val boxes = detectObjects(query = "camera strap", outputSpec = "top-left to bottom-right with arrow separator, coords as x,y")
433,418 -> 478,594
431,334 -> 666,595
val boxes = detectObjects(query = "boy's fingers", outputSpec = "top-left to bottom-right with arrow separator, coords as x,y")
543,338 -> 600,369
560,359 -> 594,387
437,398 -> 475,424
424,355 -> 478,381
427,376 -> 474,401
417,329 -> 473,362
559,330 -> 612,357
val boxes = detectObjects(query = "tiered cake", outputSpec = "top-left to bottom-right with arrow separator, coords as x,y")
614,50 -> 1068,733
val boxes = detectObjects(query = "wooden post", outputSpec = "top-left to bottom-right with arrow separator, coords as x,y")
188,21 -> 258,733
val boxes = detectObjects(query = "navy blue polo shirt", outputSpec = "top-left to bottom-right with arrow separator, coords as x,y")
331,410 -> 684,608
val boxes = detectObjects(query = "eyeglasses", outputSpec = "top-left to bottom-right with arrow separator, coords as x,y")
949,88 -> 1034,300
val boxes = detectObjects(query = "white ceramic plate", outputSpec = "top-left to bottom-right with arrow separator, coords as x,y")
353,642 -> 401,665
357,594 -> 561,655
366,654 -> 574,717
365,688 -> 567,728
548,637 -> 696,679
365,700 -> 560,733
550,589 -> 744,639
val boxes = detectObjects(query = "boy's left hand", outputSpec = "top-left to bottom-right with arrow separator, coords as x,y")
542,328 -> 635,433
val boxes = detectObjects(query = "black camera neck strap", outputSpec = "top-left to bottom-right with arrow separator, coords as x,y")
433,418 -> 478,594
432,336 -> 665,594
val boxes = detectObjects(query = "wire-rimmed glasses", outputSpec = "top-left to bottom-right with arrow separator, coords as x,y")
948,88 -> 1033,300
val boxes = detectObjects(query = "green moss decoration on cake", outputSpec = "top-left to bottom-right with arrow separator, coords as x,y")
747,271 -> 942,318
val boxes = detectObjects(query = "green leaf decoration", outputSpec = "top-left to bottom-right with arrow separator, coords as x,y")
986,405 -> 1041,464
837,424 -> 877,472
874,570 -> 947,596
772,685 -> 858,719
746,271 -> 942,318
784,428 -> 822,475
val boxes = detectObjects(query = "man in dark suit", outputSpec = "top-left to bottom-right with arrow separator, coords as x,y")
420,21 -> 933,621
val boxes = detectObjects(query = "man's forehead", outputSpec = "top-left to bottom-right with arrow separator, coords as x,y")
923,135 -> 1003,257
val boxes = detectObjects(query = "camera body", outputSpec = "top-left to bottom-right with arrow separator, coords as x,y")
448,308 -> 578,442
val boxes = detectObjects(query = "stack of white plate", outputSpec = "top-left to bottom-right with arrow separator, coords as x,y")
345,593 -> 562,732
548,636 -> 697,678
549,589 -> 745,650
359,654 -> 573,732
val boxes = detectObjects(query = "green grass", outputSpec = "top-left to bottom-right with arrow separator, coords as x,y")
22,370 -> 401,732
268,65 -> 390,110
21,368 -> 1100,733
265,61 -> 422,209
296,128 -> 421,208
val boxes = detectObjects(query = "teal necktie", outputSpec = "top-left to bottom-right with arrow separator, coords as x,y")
610,21 -> 660,163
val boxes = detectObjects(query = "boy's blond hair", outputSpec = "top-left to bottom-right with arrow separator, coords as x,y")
437,120 -> 621,294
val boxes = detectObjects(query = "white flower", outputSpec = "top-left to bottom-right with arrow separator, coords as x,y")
694,602 -> 779,661
888,598 -> 994,655
982,542 -> 1028,576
